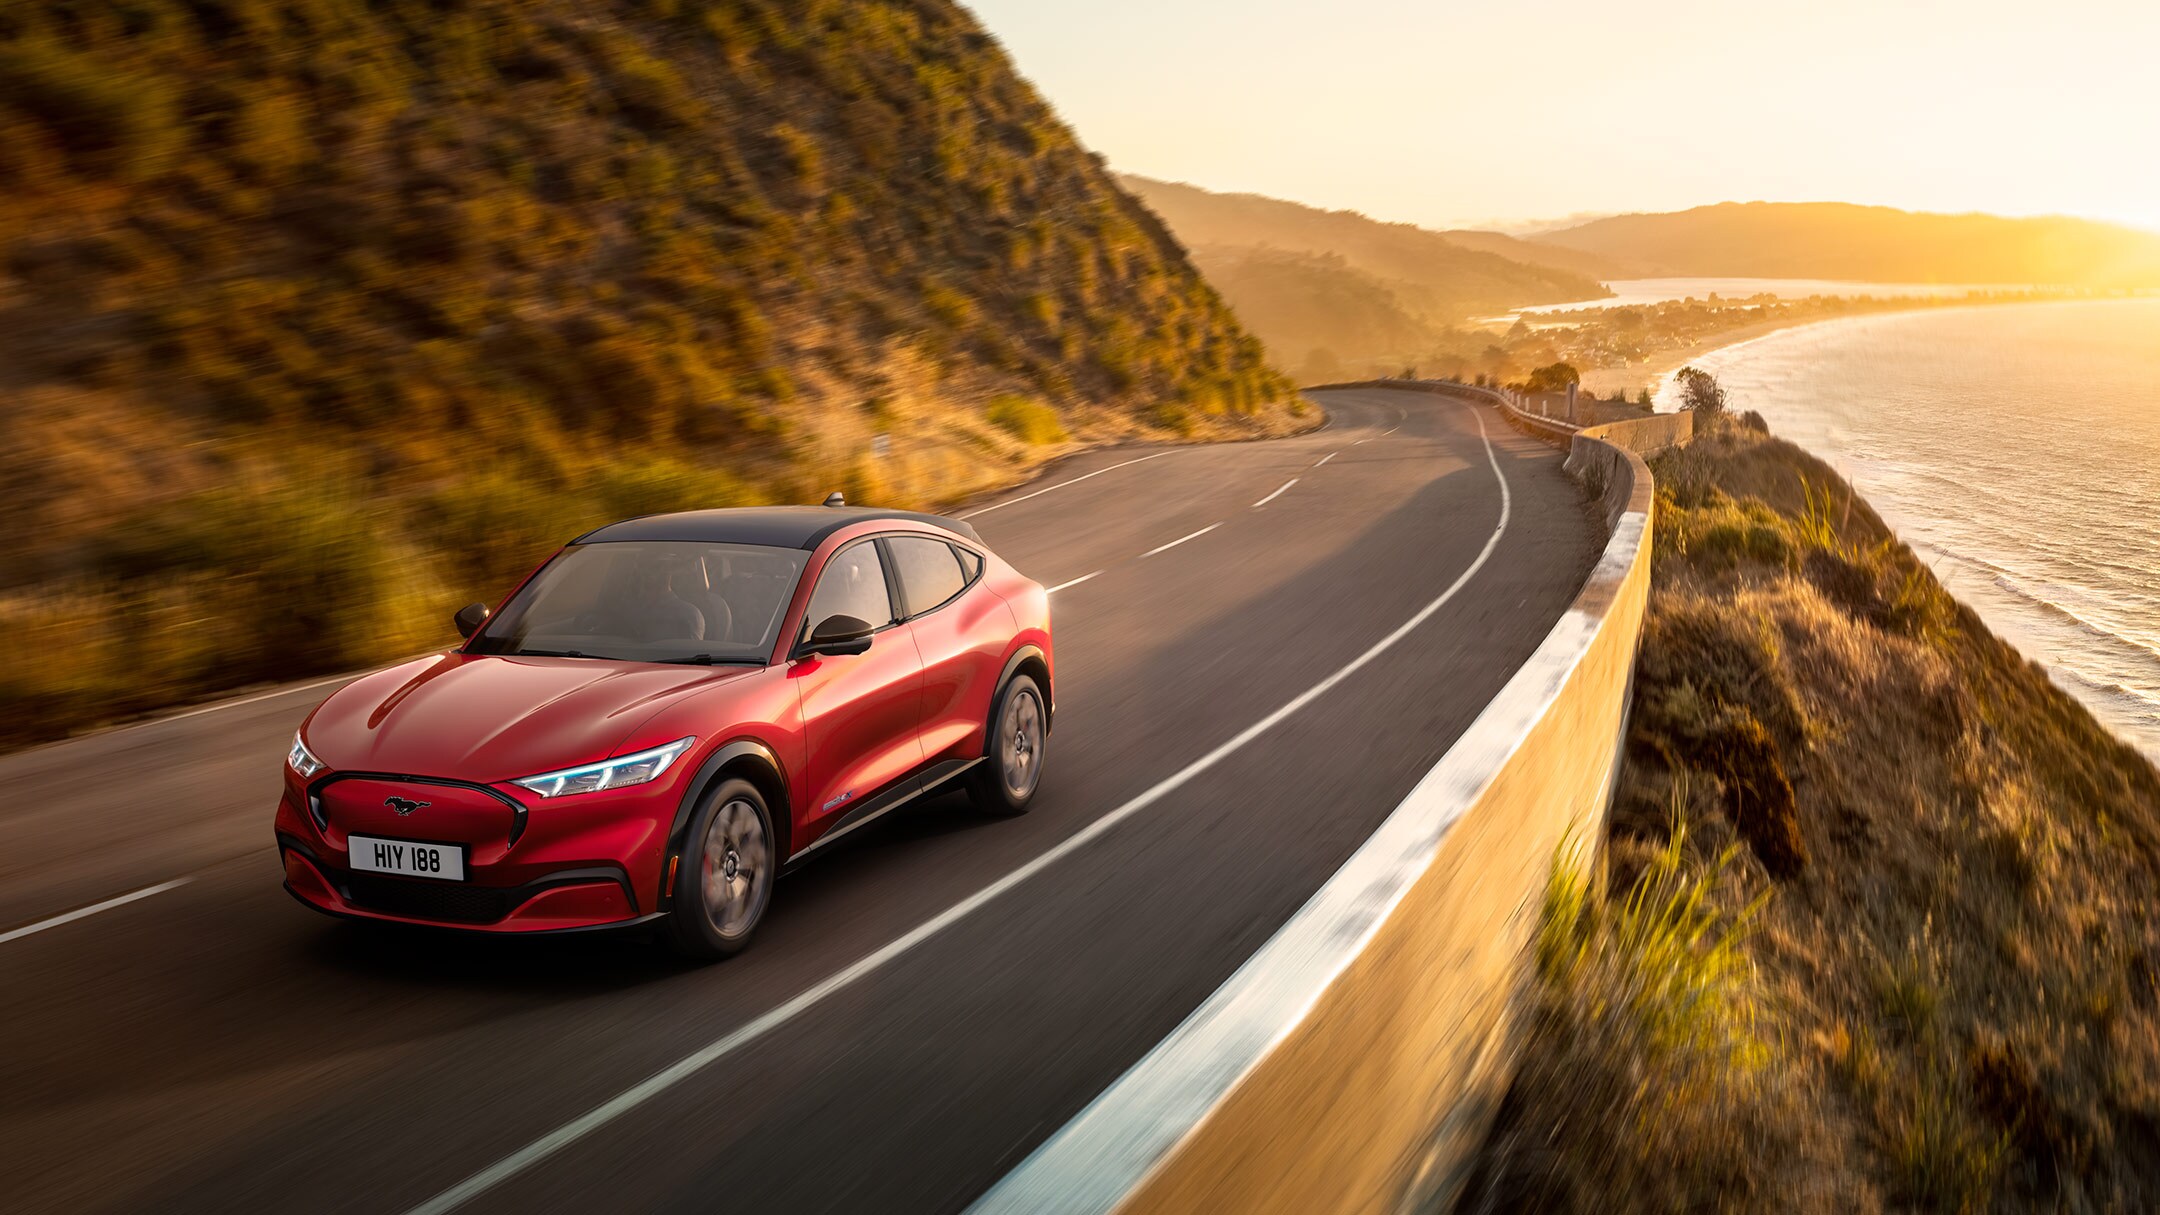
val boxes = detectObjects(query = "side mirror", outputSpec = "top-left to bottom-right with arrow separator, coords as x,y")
454,602 -> 491,639
798,613 -> 874,658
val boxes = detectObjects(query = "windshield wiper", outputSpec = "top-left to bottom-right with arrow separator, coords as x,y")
656,653 -> 762,666
513,648 -> 591,659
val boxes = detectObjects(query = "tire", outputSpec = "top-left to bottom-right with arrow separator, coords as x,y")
665,778 -> 777,961
969,673 -> 1047,816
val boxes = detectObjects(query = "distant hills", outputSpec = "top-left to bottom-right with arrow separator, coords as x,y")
1531,201 -> 2160,285
1121,175 -> 1609,374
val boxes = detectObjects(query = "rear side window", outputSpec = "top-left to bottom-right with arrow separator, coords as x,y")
889,536 -> 968,617
803,541 -> 897,635
955,547 -> 983,582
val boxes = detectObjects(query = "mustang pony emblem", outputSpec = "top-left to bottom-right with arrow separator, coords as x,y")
385,796 -> 431,816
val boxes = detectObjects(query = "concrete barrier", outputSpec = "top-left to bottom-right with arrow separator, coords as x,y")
971,384 -> 1667,1215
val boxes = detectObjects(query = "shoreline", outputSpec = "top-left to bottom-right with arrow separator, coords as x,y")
1647,295 -> 2160,763
1575,294 -> 2127,400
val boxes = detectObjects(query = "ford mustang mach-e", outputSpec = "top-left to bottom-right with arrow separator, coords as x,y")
274,504 -> 1052,958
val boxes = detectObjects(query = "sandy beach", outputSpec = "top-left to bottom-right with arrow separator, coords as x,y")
1577,314 -> 1835,399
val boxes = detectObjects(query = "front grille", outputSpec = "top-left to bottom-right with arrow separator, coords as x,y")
344,873 -> 517,924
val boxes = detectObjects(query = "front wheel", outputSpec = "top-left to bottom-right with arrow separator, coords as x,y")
665,779 -> 776,961
969,674 -> 1047,816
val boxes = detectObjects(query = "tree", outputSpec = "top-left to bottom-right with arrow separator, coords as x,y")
1523,361 -> 1581,393
1673,366 -> 1727,423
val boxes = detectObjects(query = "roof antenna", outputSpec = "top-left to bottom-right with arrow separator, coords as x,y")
823,491 -> 845,507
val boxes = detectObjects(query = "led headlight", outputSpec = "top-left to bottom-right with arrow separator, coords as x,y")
287,731 -> 325,779
510,737 -> 695,799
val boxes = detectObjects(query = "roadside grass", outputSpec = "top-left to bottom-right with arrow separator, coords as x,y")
1464,788 -> 1796,1212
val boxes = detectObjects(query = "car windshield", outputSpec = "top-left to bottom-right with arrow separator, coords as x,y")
468,541 -> 808,664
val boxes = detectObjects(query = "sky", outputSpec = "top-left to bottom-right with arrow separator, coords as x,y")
961,0 -> 2160,234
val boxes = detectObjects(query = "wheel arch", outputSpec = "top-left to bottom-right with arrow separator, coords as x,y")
661,738 -> 791,912
990,644 -> 1053,749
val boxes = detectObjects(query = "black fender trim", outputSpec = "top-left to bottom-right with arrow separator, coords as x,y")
660,739 -> 790,912
986,645 -> 1053,756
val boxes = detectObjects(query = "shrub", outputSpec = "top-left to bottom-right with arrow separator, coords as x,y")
417,469 -> 603,597
608,48 -> 699,132
985,394 -> 1068,444
0,42 -> 181,180
1148,401 -> 1197,436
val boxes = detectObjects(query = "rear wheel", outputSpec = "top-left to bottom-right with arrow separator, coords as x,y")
665,778 -> 775,960
969,673 -> 1046,816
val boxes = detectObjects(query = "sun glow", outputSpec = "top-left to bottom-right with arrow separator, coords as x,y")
967,0 -> 2160,236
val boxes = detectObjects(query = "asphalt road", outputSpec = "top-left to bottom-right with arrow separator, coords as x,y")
0,388 -> 1600,1215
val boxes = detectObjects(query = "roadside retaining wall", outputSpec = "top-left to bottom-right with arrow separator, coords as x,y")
972,383 -> 1678,1215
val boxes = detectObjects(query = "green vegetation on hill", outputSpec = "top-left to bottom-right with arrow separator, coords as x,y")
0,0 -> 1296,748
1120,174 -> 1609,375
1532,201 -> 2160,285
1467,419 -> 2160,1213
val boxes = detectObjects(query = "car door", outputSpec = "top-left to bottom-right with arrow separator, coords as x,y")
885,535 -> 1006,764
790,538 -> 925,845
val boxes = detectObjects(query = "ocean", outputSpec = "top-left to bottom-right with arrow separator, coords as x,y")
1653,299 -> 2160,761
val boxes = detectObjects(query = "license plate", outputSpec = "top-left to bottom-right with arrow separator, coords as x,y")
348,835 -> 465,881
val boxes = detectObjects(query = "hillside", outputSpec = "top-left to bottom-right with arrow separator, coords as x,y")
1467,419 -> 2160,1213
1180,246 -> 1432,381
1437,227 -> 1629,281
1532,201 -> 2160,285
1121,175 -> 1609,322
0,0 -> 1294,747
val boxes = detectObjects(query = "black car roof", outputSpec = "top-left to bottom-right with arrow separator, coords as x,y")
571,506 -> 983,550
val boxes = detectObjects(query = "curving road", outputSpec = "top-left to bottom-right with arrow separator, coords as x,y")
0,388 -> 1599,1214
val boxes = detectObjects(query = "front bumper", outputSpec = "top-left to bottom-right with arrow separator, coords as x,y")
274,768 -> 681,934
278,837 -> 654,933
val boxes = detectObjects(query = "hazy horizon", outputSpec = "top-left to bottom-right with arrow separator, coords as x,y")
964,0 -> 2160,235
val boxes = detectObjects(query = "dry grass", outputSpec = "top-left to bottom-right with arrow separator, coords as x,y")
1462,421 -> 2160,1213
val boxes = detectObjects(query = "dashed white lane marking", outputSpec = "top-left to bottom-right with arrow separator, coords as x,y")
1252,480 -> 1298,508
403,401 -> 1512,1215
1353,438 -> 1371,446
0,879 -> 194,946
1046,572 -> 1102,595
1139,524 -> 1221,559
958,453 -> 1169,520
1312,452 -> 1336,468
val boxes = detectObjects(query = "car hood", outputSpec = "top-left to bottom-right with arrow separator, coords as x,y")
304,653 -> 758,783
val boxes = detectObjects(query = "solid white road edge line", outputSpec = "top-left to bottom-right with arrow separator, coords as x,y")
1045,572 -> 1102,595
1251,480 -> 1298,508
401,401 -> 1511,1215
0,879 -> 195,946
1139,523 -> 1220,559
967,406 -> 1517,1214
957,452 -> 1169,520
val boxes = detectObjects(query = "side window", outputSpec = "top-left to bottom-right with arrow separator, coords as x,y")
889,536 -> 968,617
803,542 -> 896,636
954,546 -> 983,583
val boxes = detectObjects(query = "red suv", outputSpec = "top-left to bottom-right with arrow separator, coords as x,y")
275,504 -> 1052,959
